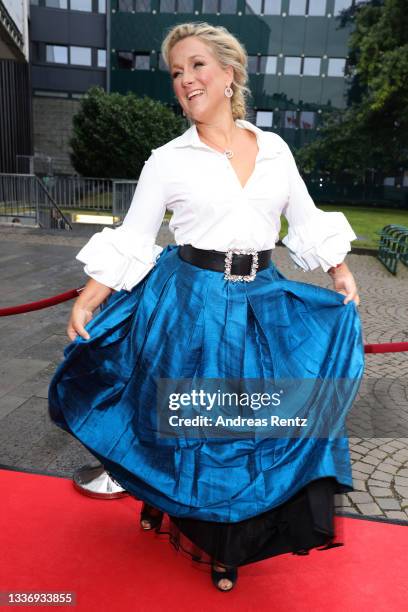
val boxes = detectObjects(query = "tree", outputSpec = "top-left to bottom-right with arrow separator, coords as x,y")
297,0 -> 408,184
70,86 -> 187,178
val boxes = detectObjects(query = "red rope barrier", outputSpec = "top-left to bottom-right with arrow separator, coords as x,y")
364,342 -> 408,354
0,287 -> 84,316
0,287 -> 407,354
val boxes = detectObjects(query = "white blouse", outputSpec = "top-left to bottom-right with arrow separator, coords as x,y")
76,118 -> 357,292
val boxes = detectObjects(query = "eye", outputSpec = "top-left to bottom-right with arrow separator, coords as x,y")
172,62 -> 204,79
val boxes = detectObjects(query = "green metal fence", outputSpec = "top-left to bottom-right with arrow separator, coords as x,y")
376,225 -> 408,274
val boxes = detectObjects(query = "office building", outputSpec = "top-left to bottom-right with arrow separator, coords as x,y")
29,0 -> 356,173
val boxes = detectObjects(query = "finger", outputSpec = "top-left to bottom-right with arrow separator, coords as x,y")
67,323 -> 90,340
67,325 -> 77,341
74,323 -> 91,340
343,290 -> 356,305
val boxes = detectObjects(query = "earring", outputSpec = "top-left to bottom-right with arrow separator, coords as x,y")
224,85 -> 233,98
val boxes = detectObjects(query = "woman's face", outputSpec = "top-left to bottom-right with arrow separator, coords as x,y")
169,36 -> 233,122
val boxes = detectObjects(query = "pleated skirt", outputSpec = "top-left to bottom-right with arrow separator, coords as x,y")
48,244 -> 365,567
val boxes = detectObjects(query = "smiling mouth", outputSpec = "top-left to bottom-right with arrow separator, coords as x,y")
187,91 -> 205,101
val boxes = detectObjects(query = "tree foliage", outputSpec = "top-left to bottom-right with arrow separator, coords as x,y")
70,86 -> 187,178
297,0 -> 408,183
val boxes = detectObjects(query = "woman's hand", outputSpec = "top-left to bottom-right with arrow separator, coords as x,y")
328,262 -> 360,307
67,303 -> 94,341
66,278 -> 114,341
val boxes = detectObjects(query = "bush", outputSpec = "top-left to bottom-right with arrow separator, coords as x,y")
70,86 -> 187,178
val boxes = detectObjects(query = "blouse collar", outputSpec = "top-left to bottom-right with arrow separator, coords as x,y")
171,118 -> 283,161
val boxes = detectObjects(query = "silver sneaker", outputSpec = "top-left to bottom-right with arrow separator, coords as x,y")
73,463 -> 129,499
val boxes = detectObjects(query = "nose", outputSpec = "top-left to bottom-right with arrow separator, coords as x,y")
181,69 -> 194,87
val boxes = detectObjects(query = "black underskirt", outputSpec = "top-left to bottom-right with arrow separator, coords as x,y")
154,477 -> 348,568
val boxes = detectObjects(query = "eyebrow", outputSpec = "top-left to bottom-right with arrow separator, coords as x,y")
171,55 -> 206,69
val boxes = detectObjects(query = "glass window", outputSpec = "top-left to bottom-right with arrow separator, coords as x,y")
70,46 -> 92,66
284,57 -> 301,75
383,177 -> 395,186
118,0 -> 133,9
70,0 -> 92,11
135,54 -> 150,70
202,0 -> 218,12
220,0 -> 237,13
308,0 -> 325,15
284,110 -> 298,128
45,0 -> 68,7
46,45 -> 68,63
135,0 -> 151,10
178,0 -> 194,10
299,111 -> 315,129
264,0 -> 281,14
333,0 -> 352,15
117,51 -> 134,69
247,55 -> 258,73
245,0 -> 261,13
30,0 -> 40,5
97,49 -> 106,67
259,56 -> 277,74
303,57 -> 321,76
256,111 -> 273,128
160,0 -> 176,9
327,58 -> 346,76
288,0 -> 306,15
158,53 -> 168,71
98,0 -> 106,12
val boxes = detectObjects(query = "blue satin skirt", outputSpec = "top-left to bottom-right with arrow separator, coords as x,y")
48,245 -> 365,530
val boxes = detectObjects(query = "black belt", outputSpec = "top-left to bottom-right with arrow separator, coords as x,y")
178,244 -> 272,282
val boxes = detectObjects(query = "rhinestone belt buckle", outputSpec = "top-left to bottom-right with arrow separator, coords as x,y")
224,249 -> 259,282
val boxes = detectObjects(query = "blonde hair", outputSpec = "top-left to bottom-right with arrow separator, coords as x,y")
160,21 -> 251,121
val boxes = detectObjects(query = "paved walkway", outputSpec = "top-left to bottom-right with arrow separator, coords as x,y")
0,224 -> 407,521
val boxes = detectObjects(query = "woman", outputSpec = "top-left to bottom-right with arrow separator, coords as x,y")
48,22 -> 364,592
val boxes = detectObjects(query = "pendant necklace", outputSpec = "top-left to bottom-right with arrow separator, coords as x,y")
198,130 -> 235,159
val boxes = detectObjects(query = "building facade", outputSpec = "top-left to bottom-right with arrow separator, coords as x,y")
111,0 -> 356,149
29,0 -> 107,172
0,0 -> 32,173
27,0 -> 356,173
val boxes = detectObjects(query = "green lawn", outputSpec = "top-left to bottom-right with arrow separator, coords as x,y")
312,205 -> 408,250
52,204 -> 408,250
164,205 -> 408,250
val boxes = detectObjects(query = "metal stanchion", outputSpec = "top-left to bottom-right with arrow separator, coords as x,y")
73,463 -> 129,499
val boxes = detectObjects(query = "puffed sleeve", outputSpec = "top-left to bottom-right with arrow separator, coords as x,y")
280,141 -> 357,272
75,151 -> 166,291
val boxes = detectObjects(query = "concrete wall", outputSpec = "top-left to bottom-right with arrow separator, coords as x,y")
1,0 -> 29,61
33,96 -> 80,175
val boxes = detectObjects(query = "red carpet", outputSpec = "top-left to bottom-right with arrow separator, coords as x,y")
1,469 -> 407,611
